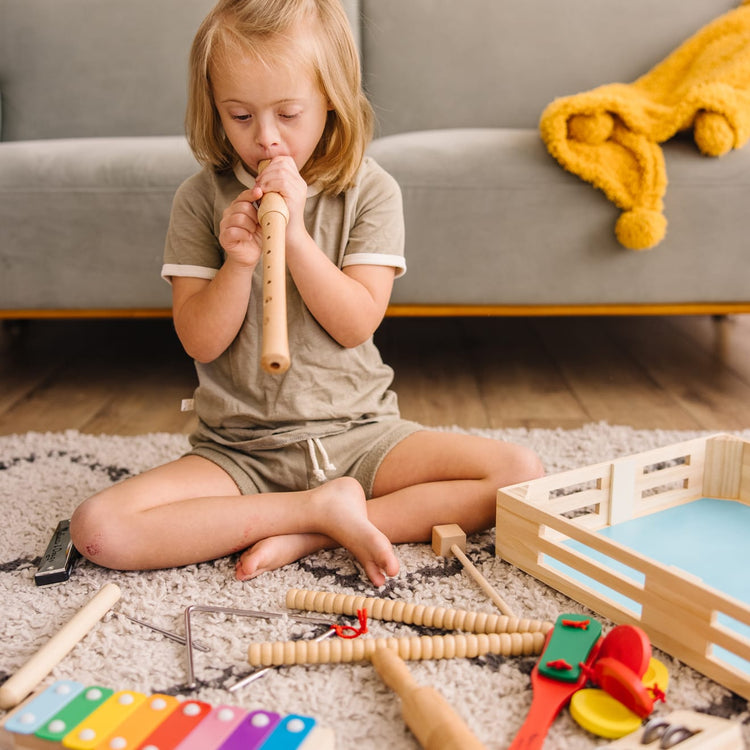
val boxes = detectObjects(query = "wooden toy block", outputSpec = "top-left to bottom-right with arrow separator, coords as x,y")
496,433 -> 750,701
431,524 -> 466,557
431,525 -> 516,617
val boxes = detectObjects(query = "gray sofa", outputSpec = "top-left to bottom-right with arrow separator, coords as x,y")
1,0 -> 749,317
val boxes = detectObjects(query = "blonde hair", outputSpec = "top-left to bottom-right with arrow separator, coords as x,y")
186,0 -> 373,195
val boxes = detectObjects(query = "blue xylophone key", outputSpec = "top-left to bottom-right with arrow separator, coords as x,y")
3,681 -> 85,735
261,715 -> 317,749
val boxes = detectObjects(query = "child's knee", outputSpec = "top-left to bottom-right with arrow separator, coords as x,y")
70,500 -> 101,562
493,443 -> 544,487
515,445 -> 545,481
69,493 -> 124,568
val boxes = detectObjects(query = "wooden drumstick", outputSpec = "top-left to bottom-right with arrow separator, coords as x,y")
0,583 -> 121,710
371,647 -> 486,750
257,159 -> 291,374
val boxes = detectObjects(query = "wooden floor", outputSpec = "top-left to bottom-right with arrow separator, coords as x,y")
1,314 -> 750,435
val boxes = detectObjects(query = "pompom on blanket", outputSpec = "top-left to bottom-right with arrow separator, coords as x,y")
539,0 -> 750,250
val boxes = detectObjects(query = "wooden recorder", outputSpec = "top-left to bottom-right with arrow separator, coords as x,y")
257,160 -> 290,375
0,680 -> 333,750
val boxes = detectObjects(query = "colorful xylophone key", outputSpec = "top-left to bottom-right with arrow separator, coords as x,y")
0,682 -> 334,750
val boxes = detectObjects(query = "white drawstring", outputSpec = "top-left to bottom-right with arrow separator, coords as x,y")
306,437 -> 337,482
315,438 -> 336,472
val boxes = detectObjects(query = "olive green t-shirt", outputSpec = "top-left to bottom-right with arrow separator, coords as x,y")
162,157 -> 406,450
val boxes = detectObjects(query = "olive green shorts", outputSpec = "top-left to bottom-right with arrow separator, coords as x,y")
188,419 -> 423,498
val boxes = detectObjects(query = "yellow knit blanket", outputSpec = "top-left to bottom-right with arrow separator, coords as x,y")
539,0 -> 750,250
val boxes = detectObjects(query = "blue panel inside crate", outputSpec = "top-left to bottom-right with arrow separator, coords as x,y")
550,498 -> 750,676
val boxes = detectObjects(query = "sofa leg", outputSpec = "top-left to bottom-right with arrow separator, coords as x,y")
711,314 -> 731,361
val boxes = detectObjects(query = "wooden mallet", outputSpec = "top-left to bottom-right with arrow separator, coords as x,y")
370,646 -> 486,750
432,524 -> 515,618
0,583 -> 121,710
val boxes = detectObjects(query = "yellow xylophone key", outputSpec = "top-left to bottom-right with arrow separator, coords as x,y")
61,692 -> 146,750
93,694 -> 179,750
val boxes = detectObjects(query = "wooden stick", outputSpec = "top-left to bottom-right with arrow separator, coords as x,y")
371,647 -> 486,750
286,588 -> 553,635
432,524 -> 516,617
257,160 -> 290,374
0,583 -> 121,710
248,631 -> 546,667
453,545 -> 516,617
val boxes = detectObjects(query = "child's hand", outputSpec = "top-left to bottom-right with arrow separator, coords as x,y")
219,189 -> 264,267
254,156 -> 309,246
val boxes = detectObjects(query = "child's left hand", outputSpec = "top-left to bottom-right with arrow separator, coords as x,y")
255,156 -> 309,246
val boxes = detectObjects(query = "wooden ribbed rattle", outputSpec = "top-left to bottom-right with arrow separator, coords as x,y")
286,588 -> 553,636
248,631 -> 546,667
257,159 -> 290,374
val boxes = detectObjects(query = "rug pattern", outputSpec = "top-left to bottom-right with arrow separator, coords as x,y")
1,425 -> 748,749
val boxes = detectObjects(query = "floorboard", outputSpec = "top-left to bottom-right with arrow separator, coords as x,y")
1,315 -> 748,435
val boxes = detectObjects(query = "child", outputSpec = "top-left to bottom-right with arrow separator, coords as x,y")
70,0 -> 543,588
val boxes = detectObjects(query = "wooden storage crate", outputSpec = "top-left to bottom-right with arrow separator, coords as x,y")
496,433 -> 750,700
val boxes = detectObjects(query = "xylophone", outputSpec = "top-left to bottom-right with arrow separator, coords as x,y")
0,681 -> 333,750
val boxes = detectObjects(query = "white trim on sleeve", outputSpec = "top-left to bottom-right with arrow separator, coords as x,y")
161,264 -> 219,284
342,253 -> 406,278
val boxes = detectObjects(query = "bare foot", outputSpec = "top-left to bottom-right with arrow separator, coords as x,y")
307,477 -> 399,586
236,477 -> 399,587
235,533 -> 332,581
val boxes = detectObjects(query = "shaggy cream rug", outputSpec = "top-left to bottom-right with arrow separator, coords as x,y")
1,425 -> 748,749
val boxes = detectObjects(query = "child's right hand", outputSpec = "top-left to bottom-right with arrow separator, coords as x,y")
218,188 -> 264,268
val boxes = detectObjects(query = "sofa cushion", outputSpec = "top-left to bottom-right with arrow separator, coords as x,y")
368,128 -> 750,306
0,137 -> 199,310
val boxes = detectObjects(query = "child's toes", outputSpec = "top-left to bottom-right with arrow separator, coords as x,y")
364,563 -> 386,588
383,554 -> 399,578
235,552 -> 258,581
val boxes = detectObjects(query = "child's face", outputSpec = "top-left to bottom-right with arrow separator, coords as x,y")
211,47 -> 330,176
